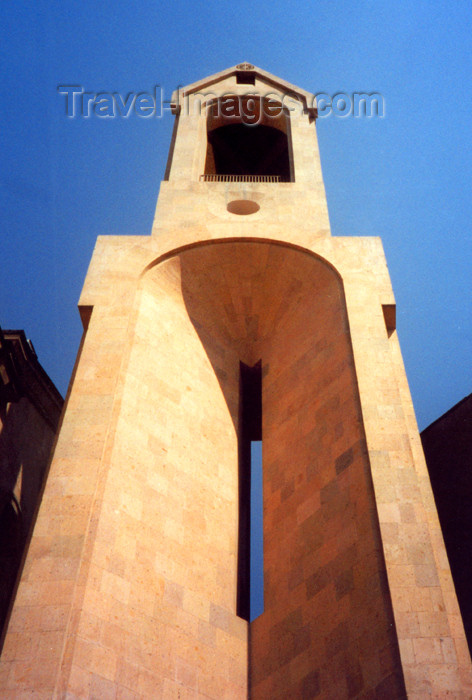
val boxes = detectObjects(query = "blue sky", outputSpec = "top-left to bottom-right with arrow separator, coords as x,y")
1,1 -> 471,430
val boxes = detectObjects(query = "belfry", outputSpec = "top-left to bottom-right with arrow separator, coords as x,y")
1,64 -> 471,698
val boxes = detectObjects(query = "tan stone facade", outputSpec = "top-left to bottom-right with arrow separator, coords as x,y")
0,65 -> 471,698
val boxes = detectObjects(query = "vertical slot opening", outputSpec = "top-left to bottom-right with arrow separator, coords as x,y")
250,440 -> 263,621
237,360 -> 263,622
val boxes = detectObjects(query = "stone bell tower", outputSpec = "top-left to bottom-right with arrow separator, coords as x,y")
1,64 -> 471,698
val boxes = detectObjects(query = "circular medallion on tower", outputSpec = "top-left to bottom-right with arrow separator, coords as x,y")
227,199 -> 260,215
236,63 -> 254,71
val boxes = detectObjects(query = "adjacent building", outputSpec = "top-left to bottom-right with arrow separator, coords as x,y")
0,327 -> 63,649
421,392 -> 472,656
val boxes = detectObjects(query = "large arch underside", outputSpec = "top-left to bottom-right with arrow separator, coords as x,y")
121,240 -> 405,698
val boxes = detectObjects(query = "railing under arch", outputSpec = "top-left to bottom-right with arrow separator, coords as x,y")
200,174 -> 281,183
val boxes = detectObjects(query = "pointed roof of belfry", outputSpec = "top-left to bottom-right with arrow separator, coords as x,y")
171,63 -> 316,114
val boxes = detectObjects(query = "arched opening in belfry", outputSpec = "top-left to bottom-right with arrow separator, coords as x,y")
204,96 -> 293,182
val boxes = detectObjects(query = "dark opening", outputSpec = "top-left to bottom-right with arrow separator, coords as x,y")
237,360 -> 262,622
204,96 -> 294,182
207,124 -> 291,181
236,71 -> 255,85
